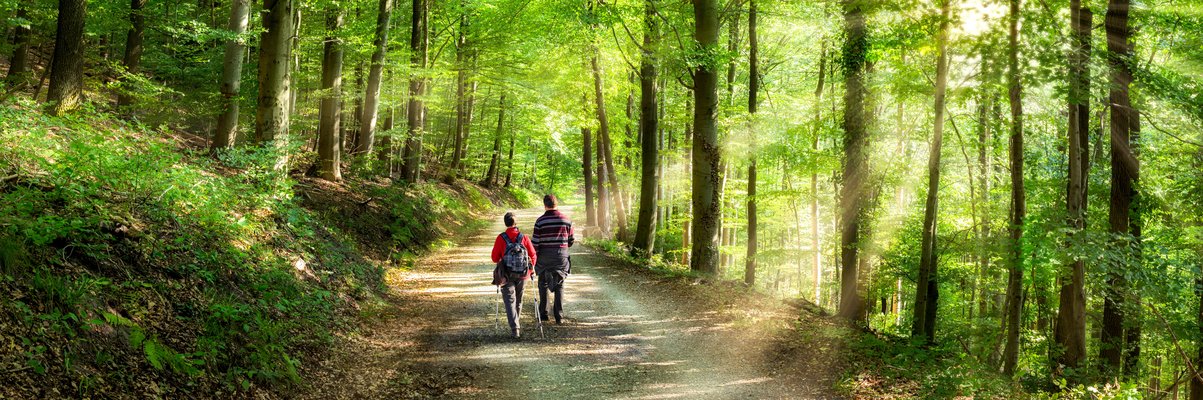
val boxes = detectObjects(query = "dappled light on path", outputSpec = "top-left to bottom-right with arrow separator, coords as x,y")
384,207 -> 831,399
304,207 -> 836,399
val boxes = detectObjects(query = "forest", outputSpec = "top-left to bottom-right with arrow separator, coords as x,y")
1,0 -> 1202,397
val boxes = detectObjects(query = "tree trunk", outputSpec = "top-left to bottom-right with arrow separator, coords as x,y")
597,129 -> 611,234
592,53 -> 630,240
837,0 -> 869,321
1101,0 -> 1141,379
255,0 -> 295,151
317,7 -> 344,181
584,122 -> 597,227
725,5 -> 740,104
1001,0 -> 1026,376
504,125 -> 515,187
448,18 -> 470,180
813,40 -> 827,305
632,0 -> 660,255
690,0 -> 722,275
7,7 -> 33,85
1054,0 -> 1091,378
912,0 -> 951,342
212,0 -> 252,151
353,0 -> 393,156
744,0 -> 760,286
46,0 -> 89,115
117,0 -> 147,107
401,0 -> 428,182
483,94 -> 506,187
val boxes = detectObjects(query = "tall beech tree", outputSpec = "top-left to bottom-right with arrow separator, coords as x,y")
1054,0 -> 1092,377
690,0 -> 722,275
837,0 -> 869,321
212,0 -> 252,151
255,0 -> 296,150
401,0 -> 428,182
911,0 -> 952,342
632,0 -> 660,255
592,53 -> 629,240
1001,0 -> 1026,376
483,94 -> 506,187
46,0 -> 88,115
6,7 -> 32,84
744,0 -> 760,286
354,0 -> 394,156
117,0 -> 147,107
1101,0 -> 1141,378
317,7 -> 345,181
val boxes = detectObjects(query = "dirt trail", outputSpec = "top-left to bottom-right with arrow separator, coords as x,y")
301,207 -> 841,399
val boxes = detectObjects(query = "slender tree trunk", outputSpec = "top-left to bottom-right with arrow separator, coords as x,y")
1001,0 -> 1026,376
597,129 -> 611,234
504,126 -> 515,187
726,5 -> 740,104
117,0 -> 147,107
353,0 -> 393,155
1101,0 -> 1141,379
317,7 -> 344,181
837,0 -> 869,321
483,94 -> 506,187
912,0 -> 952,342
633,0 -> 661,255
584,122 -> 597,227
448,18 -> 470,179
402,0 -> 428,182
7,7 -> 33,85
690,0 -> 722,275
212,0 -> 251,150
1055,0 -> 1092,379
255,0 -> 295,153
813,40 -> 827,305
744,0 -> 760,286
591,53 -> 630,240
46,0 -> 89,115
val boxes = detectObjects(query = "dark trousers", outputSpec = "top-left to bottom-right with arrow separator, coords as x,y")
500,278 -> 525,332
538,270 -> 564,321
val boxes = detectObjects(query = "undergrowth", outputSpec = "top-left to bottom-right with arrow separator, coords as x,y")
0,98 -> 529,398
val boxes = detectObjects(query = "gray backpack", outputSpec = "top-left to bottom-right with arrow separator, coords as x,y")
500,233 -> 531,275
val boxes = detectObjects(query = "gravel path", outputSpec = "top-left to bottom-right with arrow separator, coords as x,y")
301,207 -> 840,399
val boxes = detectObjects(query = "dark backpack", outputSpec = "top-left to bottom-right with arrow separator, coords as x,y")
500,233 -> 531,275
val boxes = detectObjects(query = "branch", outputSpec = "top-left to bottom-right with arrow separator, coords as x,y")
1149,302 -> 1203,388
1144,111 -> 1203,148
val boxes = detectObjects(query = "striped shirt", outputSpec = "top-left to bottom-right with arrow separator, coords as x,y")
532,209 -> 575,250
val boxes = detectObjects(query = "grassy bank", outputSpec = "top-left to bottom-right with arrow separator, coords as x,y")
0,99 -> 533,398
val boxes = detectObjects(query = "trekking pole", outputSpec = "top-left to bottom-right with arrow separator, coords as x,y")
495,284 -> 501,332
532,275 -> 545,339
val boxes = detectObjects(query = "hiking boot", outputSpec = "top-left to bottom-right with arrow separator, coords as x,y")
539,314 -> 550,322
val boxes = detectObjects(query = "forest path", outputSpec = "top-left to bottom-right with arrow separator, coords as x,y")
301,206 -> 840,399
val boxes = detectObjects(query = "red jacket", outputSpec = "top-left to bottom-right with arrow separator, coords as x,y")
491,227 -> 537,279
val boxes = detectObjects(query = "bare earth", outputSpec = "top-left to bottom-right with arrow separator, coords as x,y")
301,207 -> 842,399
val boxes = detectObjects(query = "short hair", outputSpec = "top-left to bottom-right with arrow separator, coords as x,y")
543,195 -> 558,208
503,212 -> 516,227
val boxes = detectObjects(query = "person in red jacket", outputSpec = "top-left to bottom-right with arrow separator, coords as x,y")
491,212 -> 537,338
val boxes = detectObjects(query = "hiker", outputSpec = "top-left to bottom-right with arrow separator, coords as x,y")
532,195 -> 574,324
491,212 -> 537,338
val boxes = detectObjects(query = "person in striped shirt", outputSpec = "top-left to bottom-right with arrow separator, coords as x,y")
532,194 -> 574,324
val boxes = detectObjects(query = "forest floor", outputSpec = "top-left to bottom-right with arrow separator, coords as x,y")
299,207 -> 846,399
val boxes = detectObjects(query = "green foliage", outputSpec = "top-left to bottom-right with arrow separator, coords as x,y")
0,99 -> 516,395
